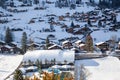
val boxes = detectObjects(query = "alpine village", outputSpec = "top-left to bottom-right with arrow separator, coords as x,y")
0,0 -> 120,80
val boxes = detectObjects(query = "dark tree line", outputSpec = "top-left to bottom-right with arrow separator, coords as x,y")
0,0 -> 6,8
89,0 -> 120,8
5,28 -> 28,54
99,0 -> 120,8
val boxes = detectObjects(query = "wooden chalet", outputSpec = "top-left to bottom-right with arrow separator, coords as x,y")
1,45 -> 13,53
13,46 -> 22,54
39,44 -> 45,50
59,15 -> 65,21
62,40 -> 73,49
28,43 -> 40,50
79,43 -> 86,51
9,42 -> 17,47
95,42 -> 109,52
65,12 -> 70,17
48,34 -> 56,40
75,40 -> 82,47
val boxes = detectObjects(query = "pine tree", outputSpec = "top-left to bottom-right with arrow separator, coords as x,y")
53,58 -> 56,65
99,0 -> 102,5
0,0 -> 6,8
50,24 -> 54,31
35,59 -> 41,73
45,37 -> 50,49
70,4 -> 76,9
34,0 -> 39,4
85,34 -> 93,52
98,20 -> 102,27
87,18 -> 92,26
13,70 -> 23,80
89,0 -> 92,3
28,59 -> 33,66
5,27 -> 13,44
113,15 -> 117,24
42,1 -> 45,7
10,0 -> 14,7
71,21 -> 74,27
29,38 -> 34,50
21,32 -> 27,54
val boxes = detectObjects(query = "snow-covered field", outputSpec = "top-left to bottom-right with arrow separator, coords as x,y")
75,56 -> 120,80
0,54 -> 23,80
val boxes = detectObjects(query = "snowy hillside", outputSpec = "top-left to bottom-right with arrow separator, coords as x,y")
0,0 -> 99,44
0,0 -> 120,79
75,56 -> 120,80
0,0 -> 120,45
0,54 -> 23,80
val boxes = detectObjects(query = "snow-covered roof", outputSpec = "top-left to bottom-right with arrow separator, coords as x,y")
118,42 -> 120,45
79,43 -> 85,47
51,65 -> 62,69
71,48 -> 76,51
50,64 -> 75,71
62,40 -> 69,45
27,66 -> 38,70
19,68 -> 26,74
95,42 -> 105,45
75,40 -> 82,44
11,42 -> 17,45
23,50 -> 75,64
48,44 -> 62,49
0,40 -> 5,43
61,65 -> 72,69
4,45 -> 13,49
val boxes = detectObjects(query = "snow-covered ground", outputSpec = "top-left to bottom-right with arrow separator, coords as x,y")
0,54 -> 23,80
75,56 -> 120,80
92,30 -> 120,43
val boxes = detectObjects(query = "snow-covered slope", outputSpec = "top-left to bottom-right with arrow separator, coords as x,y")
92,30 -> 120,43
0,0 -> 120,44
75,56 -> 120,80
0,0 -> 95,43
0,54 -> 23,80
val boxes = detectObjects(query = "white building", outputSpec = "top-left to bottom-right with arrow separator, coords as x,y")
23,50 -> 75,64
